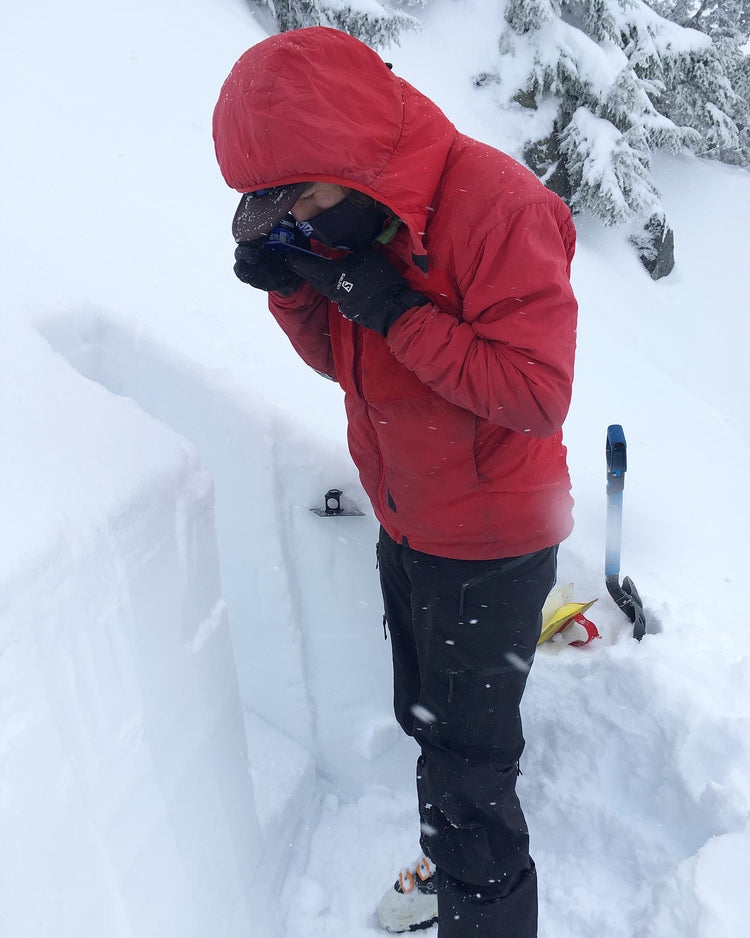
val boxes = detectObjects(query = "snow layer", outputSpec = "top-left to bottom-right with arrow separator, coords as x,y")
2,2 -> 750,938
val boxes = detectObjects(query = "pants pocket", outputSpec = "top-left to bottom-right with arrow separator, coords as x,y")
441,667 -> 527,764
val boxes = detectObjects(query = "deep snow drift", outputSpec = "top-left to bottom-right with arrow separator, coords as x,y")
2,2 -> 749,937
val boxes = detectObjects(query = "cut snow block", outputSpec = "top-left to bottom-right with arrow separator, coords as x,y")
1,323 -> 279,938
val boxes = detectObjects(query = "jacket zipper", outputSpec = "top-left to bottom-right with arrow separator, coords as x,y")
352,322 -> 401,542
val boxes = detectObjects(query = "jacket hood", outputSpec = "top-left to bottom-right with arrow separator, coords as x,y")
212,27 -> 457,264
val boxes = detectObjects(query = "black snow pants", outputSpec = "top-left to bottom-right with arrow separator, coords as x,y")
377,528 -> 557,938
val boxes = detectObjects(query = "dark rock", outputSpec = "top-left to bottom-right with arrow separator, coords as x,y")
523,133 -> 573,204
629,213 -> 675,280
513,89 -> 538,110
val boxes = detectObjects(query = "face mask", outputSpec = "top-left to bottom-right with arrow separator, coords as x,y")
298,198 -> 386,251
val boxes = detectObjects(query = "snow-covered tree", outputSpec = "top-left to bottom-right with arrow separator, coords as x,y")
647,0 -> 750,45
489,2 -> 695,218
644,1 -> 750,165
472,0 -> 750,274
558,107 -> 660,223
251,0 -> 423,47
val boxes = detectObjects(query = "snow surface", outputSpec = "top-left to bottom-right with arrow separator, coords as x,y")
2,1 -> 749,936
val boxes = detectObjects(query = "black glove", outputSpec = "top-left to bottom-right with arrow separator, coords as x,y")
284,249 -> 428,337
233,240 -> 303,296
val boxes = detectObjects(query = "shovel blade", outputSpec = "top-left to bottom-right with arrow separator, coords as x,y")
606,574 -> 647,641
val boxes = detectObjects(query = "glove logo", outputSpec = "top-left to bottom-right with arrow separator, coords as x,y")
337,274 -> 354,293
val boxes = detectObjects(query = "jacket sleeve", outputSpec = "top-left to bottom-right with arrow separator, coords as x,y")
387,201 -> 577,437
268,283 -> 337,381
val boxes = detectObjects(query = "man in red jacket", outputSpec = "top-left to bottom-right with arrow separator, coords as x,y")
213,26 -> 577,938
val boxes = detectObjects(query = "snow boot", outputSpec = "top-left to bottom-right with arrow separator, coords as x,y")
377,855 -> 438,932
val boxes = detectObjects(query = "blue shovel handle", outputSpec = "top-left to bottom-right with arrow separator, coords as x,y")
605,424 -> 646,640
605,424 -> 627,577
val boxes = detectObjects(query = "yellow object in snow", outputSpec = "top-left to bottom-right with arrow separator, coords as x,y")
538,583 -> 598,644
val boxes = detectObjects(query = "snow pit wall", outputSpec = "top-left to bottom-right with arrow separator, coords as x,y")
38,309 -> 411,800
1,322 -> 279,938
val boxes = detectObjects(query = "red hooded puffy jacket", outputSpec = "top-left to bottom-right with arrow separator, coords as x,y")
213,27 -> 577,560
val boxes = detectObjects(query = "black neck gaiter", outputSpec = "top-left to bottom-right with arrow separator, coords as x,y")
298,198 -> 387,251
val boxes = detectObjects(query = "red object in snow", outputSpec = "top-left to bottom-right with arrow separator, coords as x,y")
567,613 -> 600,647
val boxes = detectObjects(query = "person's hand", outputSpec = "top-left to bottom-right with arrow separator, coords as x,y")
233,240 -> 303,296
283,249 -> 428,337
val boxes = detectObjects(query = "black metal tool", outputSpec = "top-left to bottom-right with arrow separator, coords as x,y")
311,489 -> 365,517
